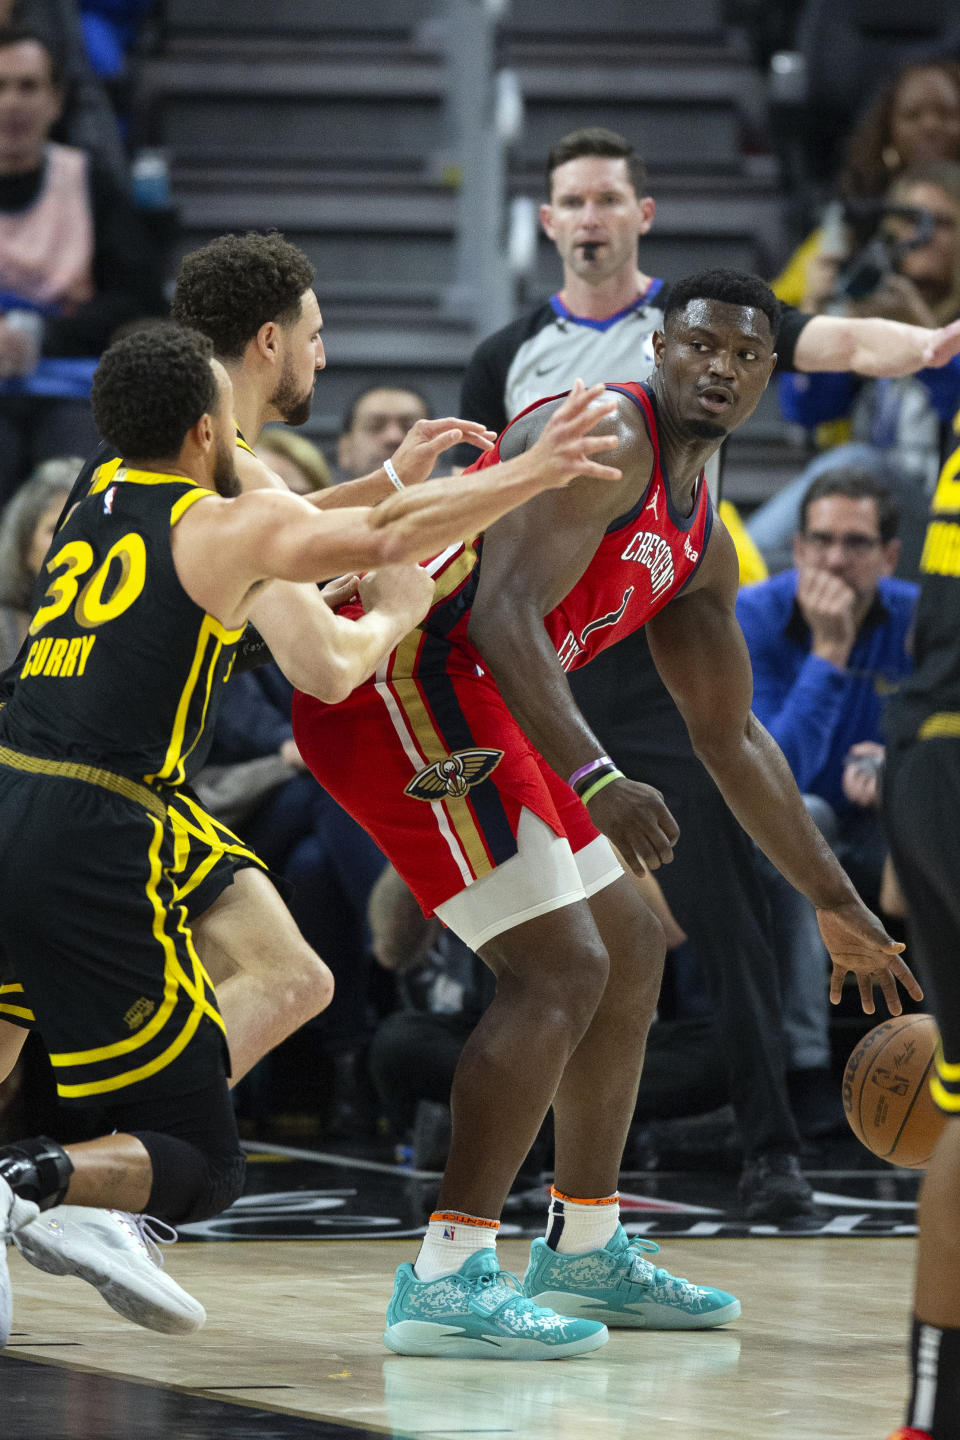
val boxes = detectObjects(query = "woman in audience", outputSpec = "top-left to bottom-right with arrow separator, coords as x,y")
0,457 -> 78,668
255,428 -> 332,495
775,58 -> 960,308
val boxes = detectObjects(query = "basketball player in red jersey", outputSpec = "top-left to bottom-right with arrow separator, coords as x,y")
294,270 -> 922,1360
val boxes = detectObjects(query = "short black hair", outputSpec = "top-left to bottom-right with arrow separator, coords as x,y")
171,232 -> 315,362
663,269 -> 781,344
799,465 -> 901,544
0,24 -> 63,87
340,382 -> 433,436
546,127 -> 647,198
92,324 -> 218,462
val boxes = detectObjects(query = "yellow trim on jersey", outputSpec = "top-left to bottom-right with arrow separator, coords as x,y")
234,426 -> 256,455
918,711 -> 960,740
49,816 -> 224,1098
86,455 -> 125,497
167,789 -> 266,903
0,983 -> 33,1022
935,1040 -> 960,1081
387,628 -> 491,880
931,1074 -> 960,1112
144,613 -> 244,789
0,743 -> 166,820
169,487 -> 212,527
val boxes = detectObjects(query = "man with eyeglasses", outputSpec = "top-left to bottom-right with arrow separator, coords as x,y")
735,466 -> 917,1129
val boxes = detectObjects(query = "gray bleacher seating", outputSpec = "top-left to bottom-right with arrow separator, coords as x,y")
139,0 -> 804,500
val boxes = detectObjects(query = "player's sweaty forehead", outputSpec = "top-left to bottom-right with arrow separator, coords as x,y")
671,298 -> 774,352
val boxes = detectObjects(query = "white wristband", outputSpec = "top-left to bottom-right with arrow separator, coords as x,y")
383,458 -> 404,492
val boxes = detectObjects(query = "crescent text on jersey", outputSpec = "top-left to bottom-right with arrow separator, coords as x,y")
621,529 -> 675,596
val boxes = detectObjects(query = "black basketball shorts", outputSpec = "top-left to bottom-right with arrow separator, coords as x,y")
0,764 -> 228,1105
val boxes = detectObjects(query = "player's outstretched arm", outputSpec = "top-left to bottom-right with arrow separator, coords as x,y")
363,379 -> 622,555
644,521 -> 921,1013
795,311 -> 960,377
302,417 -> 499,510
173,382 -> 620,628
247,564 -> 435,704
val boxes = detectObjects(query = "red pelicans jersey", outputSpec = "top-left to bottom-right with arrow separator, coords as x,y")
425,381 -> 712,670
293,381 -> 713,915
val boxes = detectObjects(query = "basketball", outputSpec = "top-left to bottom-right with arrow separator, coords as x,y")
842,1013 -> 946,1168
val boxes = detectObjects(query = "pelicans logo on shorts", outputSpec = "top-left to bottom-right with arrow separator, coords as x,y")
404,748 -> 503,802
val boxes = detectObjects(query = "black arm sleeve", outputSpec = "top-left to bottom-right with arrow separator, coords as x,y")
773,302 -> 811,375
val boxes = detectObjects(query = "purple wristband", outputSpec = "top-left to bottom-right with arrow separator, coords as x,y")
569,755 -> 613,791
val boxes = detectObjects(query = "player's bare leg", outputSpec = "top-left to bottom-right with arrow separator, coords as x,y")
520,873 -> 740,1332
549,874 -> 664,1197
892,1118 -> 960,1438
191,866 -> 334,1084
383,900 -> 611,1360
436,900 -> 610,1220
0,1019 -> 27,1084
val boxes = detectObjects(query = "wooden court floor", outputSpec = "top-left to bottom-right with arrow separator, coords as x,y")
3,1235 -> 913,1439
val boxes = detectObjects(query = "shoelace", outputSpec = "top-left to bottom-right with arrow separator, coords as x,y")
474,1264 -> 542,1311
111,1211 -> 179,1269
625,1236 -> 694,1294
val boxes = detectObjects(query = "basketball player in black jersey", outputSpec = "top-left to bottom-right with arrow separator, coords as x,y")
882,415 -> 960,1440
0,323 -> 622,1346
0,233 -> 500,1100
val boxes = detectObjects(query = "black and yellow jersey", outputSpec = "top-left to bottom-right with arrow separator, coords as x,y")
0,428 -> 267,706
887,404 -> 960,744
0,468 -> 245,789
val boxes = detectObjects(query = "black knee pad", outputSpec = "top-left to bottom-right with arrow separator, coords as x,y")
130,1130 -> 246,1226
0,1135 -> 73,1210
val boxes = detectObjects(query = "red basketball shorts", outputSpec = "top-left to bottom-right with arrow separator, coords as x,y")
292,637 -> 601,918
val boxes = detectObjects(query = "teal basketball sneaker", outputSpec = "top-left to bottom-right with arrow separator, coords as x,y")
383,1248 -> 609,1359
523,1224 -> 741,1329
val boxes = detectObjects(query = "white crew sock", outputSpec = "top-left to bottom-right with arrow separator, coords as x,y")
414,1210 -> 499,1281
545,1187 -> 620,1254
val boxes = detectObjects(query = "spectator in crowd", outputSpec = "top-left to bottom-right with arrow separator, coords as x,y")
736,467 -> 918,1130
334,384 -> 432,483
0,455 -> 78,667
1,0 -> 128,181
454,125 -> 960,1219
752,161 -> 960,576
0,24 -> 166,507
774,58 -> 960,310
255,427 -> 332,495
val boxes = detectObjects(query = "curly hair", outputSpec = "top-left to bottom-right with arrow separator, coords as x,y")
663,269 -> 781,342
171,232 -> 316,361
840,60 -> 960,201
92,325 -> 217,462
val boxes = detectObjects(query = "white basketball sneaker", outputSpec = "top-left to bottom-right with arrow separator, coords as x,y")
13,1206 -> 206,1335
1,1175 -> 40,1347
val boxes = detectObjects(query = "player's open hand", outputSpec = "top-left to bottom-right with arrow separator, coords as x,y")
529,379 -> 624,489
388,417 -> 498,487
818,898 -> 922,1016
582,775 -> 680,874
